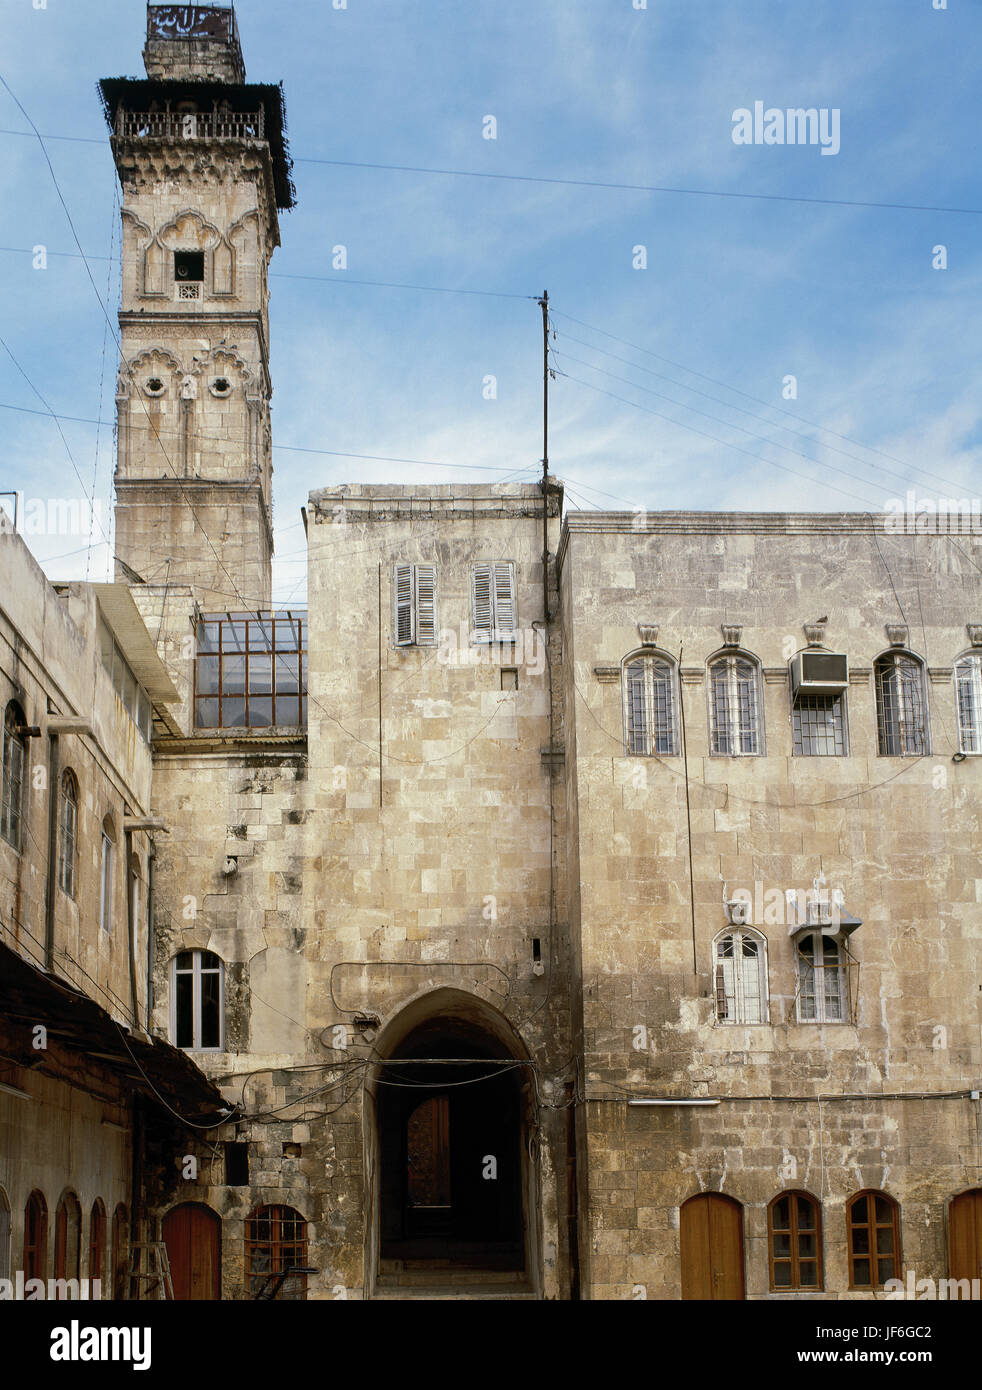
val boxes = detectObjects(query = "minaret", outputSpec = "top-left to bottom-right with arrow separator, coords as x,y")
100,3 -> 295,609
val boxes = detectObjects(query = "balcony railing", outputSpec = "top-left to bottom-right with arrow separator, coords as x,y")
116,107 -> 265,142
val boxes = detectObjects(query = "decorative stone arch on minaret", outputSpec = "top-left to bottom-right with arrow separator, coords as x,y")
228,209 -> 262,309
116,346 -> 185,477
120,209 -> 160,299
154,209 -> 223,300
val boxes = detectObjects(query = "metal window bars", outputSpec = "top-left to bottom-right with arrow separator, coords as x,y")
624,656 -> 678,755
710,657 -> 760,755
875,653 -> 928,756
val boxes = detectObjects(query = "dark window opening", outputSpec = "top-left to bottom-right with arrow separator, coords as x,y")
174,250 -> 204,283
225,1143 -> 249,1187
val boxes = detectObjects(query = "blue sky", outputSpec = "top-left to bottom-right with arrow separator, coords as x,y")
1,0 -> 980,603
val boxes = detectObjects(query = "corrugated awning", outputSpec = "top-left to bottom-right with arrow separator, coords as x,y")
92,583 -> 180,704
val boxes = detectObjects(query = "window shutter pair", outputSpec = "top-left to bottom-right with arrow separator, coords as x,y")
471,561 -> 517,643
393,564 -> 437,646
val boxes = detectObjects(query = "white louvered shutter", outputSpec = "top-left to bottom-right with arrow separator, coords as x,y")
415,564 -> 437,645
394,563 -> 415,645
492,561 -> 517,640
472,563 -> 493,642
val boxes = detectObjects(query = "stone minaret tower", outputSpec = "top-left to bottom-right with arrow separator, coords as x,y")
101,3 -> 294,608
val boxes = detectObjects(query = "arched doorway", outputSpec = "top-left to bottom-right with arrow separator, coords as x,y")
162,1202 -> 221,1300
949,1189 -> 982,1285
368,989 -> 538,1292
680,1192 -> 745,1300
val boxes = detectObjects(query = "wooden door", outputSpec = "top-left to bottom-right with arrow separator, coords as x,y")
407,1095 -> 451,1208
680,1193 -> 745,1300
949,1189 -> 982,1285
163,1203 -> 221,1300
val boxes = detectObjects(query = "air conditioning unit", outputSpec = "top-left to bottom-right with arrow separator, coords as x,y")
790,650 -> 848,695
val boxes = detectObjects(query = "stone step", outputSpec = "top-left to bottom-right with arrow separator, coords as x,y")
372,1286 -> 538,1301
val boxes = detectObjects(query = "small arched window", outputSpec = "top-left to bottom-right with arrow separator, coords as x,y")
171,949 -> 224,1051
245,1205 -> 308,1300
623,652 -> 679,756
768,1191 -> 823,1290
875,651 -> 929,755
954,652 -> 982,754
708,654 -> 763,755
88,1199 -> 107,1290
54,1190 -> 82,1295
24,1190 -> 47,1282
100,816 -> 116,934
714,928 -> 768,1023
1,701 -> 27,849
58,769 -> 79,897
847,1190 -> 900,1289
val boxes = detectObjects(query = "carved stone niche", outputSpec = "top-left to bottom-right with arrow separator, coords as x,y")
720,624 -> 742,647
637,623 -> 659,647
885,623 -> 909,648
967,624 -> 982,648
803,621 -> 827,647
594,666 -> 621,684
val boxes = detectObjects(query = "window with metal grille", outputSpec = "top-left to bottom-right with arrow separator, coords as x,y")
194,611 -> 307,729
171,949 -> 224,1051
954,653 -> 982,754
393,563 -> 437,646
471,562 -> 517,643
58,770 -> 78,898
796,932 -> 848,1022
875,652 -> 928,755
847,1190 -> 900,1289
709,655 -> 762,755
1,702 -> 26,849
714,929 -> 767,1023
792,692 -> 846,756
768,1192 -> 823,1290
245,1205 -> 308,1300
624,654 -> 679,755
54,1191 -> 82,1295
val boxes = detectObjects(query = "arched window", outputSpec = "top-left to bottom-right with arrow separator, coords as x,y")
847,1190 -> 900,1289
875,651 -> 929,755
245,1205 -> 308,1300
58,769 -> 79,897
54,1190 -> 82,1295
23,1191 -> 47,1282
171,949 -> 224,1051
0,1187 -> 10,1282
112,1203 -> 129,1300
954,652 -> 982,754
1,701 -> 26,849
709,654 -> 762,755
714,928 -> 768,1023
795,932 -> 849,1023
88,1200 -> 107,1291
100,816 -> 116,934
623,652 -> 679,756
768,1191 -> 823,1290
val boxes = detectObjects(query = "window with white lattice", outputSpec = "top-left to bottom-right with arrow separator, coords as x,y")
954,652 -> 982,754
709,654 -> 763,755
714,928 -> 768,1023
393,564 -> 438,646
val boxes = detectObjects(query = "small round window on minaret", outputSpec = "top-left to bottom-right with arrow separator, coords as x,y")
144,377 -> 165,396
210,378 -> 232,398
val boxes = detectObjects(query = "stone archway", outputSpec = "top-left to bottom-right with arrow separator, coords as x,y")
365,988 -> 539,1295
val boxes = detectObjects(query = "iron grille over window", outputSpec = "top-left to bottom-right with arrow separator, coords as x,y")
709,655 -> 762,755
194,611 -> 307,729
796,932 -> 849,1022
246,1205 -> 308,1300
875,652 -> 929,755
768,1192 -> 823,1290
954,653 -> 982,753
58,770 -> 78,898
792,692 -> 846,756
624,654 -> 679,755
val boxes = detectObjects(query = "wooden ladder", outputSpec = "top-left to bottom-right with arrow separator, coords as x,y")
128,1241 -> 175,1300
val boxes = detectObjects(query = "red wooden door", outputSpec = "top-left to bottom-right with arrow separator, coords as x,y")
949,1189 -> 982,1285
163,1203 -> 221,1300
680,1193 -> 745,1300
